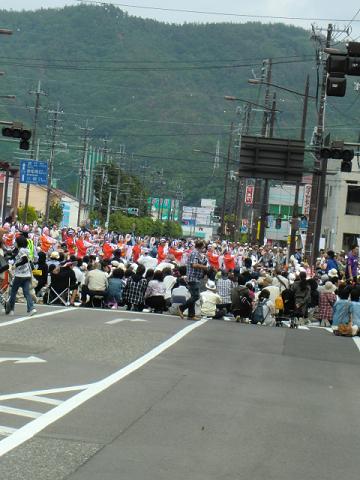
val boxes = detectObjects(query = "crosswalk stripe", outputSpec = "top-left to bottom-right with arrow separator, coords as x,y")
21,396 -> 62,406
0,406 -> 41,419
0,426 -> 17,436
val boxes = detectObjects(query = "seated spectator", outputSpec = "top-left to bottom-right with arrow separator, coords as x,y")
332,285 -> 352,331
144,270 -> 166,313
33,251 -> 48,296
81,263 -> 109,306
253,289 -> 276,326
350,286 -> 360,329
168,278 -> 191,315
47,261 -> 77,306
258,276 -> 280,304
216,270 -> 233,313
200,280 -> 224,319
231,275 -> 252,322
163,267 -> 177,308
123,264 -> 147,311
106,268 -> 125,308
318,281 -> 337,326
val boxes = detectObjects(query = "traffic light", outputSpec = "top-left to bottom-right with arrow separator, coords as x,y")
2,125 -> 32,150
275,217 -> 282,229
320,143 -> 354,172
326,42 -> 360,96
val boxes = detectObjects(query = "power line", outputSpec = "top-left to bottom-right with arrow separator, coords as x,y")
78,1 -> 360,23
0,57 -> 312,72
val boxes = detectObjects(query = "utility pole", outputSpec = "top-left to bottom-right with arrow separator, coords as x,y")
45,103 -> 62,223
220,122 -> 234,236
251,59 -> 272,244
304,24 -> 348,265
77,121 -> 92,227
24,81 -> 47,223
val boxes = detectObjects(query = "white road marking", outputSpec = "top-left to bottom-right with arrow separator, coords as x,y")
0,426 -> 17,436
0,385 -> 90,402
21,396 -> 62,406
298,326 -> 310,331
0,406 -> 41,419
0,308 -> 71,327
106,318 -> 148,325
0,318 -> 208,457
0,356 -> 46,365
352,337 -> 360,352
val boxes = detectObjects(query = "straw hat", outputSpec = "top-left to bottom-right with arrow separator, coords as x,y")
205,280 -> 217,291
324,281 -> 336,293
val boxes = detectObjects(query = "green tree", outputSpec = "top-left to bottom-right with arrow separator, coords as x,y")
17,206 -> 38,224
49,202 -> 63,225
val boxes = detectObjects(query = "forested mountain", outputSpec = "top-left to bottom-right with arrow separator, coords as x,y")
0,4 -> 357,206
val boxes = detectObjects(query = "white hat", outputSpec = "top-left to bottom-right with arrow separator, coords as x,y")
50,251 -> 60,260
324,281 -> 336,292
205,280 -> 217,291
111,260 -> 120,268
328,268 -> 338,278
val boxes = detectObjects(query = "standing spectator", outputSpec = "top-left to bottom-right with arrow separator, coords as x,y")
325,250 -> 339,274
178,241 -> 207,320
318,281 -> 337,326
6,235 -> 36,316
346,244 -> 359,282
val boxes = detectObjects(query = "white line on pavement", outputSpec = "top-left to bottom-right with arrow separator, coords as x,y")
298,326 -> 310,331
0,406 -> 41,419
352,337 -> 360,352
0,385 -> 91,402
0,308 -> 71,327
106,318 -> 148,324
21,396 -> 62,406
0,426 -> 17,436
0,318 -> 208,457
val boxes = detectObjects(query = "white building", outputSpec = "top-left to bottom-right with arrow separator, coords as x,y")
322,158 -> 360,252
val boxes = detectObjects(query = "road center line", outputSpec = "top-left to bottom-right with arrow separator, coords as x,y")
0,308 -> 71,327
0,318 -> 208,457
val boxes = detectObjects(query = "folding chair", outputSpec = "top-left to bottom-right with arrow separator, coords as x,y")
45,278 -> 71,306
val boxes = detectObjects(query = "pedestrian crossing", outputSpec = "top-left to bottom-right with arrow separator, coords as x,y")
0,385 -> 89,440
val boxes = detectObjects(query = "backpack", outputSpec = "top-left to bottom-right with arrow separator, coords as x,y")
275,295 -> 284,311
251,299 -> 269,324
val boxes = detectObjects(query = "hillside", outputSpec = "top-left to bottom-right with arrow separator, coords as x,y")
0,4 -> 357,206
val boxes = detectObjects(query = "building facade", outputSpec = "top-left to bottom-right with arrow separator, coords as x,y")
322,158 -> 360,252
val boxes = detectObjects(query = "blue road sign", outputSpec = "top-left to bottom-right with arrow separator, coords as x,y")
20,160 -> 48,186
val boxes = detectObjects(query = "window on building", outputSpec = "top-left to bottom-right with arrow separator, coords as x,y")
343,233 -> 359,251
346,185 -> 360,215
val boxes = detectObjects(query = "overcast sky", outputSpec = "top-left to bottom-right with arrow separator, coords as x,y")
1,1 -> 360,37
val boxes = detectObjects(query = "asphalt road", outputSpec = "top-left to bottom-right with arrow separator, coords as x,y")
0,305 -> 359,479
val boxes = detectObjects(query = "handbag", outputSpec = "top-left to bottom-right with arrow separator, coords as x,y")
337,321 -> 354,337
